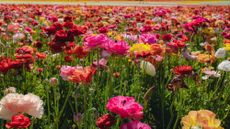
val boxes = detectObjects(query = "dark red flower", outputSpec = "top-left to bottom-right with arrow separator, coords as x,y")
96,114 -> 115,129
64,55 -> 73,62
173,65 -> 193,75
5,114 -> 31,129
162,34 -> 172,41
54,30 -> 68,42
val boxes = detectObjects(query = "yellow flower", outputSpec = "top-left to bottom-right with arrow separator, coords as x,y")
130,43 -> 151,54
224,43 -> 230,51
202,27 -> 215,35
181,110 -> 224,129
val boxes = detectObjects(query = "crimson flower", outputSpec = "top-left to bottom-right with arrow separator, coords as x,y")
96,114 -> 115,129
5,114 -> 31,129
173,65 -> 193,75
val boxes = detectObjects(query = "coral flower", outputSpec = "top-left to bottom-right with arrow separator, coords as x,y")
120,120 -> 151,129
181,110 -> 223,129
106,96 -> 143,119
60,66 -> 96,84
173,65 -> 193,75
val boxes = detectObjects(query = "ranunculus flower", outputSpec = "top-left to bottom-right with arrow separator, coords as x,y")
215,48 -> 226,58
106,96 -> 143,119
217,60 -> 230,72
140,61 -> 156,77
102,40 -> 130,55
181,110 -> 223,129
60,66 -> 76,81
120,120 -> 151,129
140,34 -> 158,44
0,93 -> 44,120
83,34 -> 109,49
130,43 -> 152,57
173,65 -> 193,75
96,114 -> 115,129
60,65 -> 96,84
6,114 -> 31,129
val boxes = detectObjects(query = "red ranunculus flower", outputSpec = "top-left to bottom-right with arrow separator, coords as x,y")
96,114 -> 115,129
5,114 -> 31,129
173,65 -> 193,75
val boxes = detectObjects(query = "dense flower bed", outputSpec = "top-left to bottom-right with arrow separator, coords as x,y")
0,4 -> 229,129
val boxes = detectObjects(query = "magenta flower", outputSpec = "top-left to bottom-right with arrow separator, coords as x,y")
120,120 -> 151,129
83,34 -> 109,49
140,34 -> 158,44
106,96 -> 143,119
102,40 -> 130,55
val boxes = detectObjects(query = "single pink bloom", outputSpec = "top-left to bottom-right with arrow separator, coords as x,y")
106,96 -> 143,119
102,40 -> 130,55
83,34 -> 109,49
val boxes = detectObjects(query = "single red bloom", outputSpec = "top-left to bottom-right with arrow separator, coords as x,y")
96,114 -> 115,129
173,65 -> 193,75
5,114 -> 31,129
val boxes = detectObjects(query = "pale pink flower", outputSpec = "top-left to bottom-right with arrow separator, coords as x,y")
120,120 -> 151,129
106,96 -> 143,119
60,66 -> 76,80
0,93 -> 44,120
92,58 -> 108,69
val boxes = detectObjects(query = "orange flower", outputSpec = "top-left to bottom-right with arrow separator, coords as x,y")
68,66 -> 96,84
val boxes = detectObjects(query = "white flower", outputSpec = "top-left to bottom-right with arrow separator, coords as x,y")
218,60 -> 230,72
215,48 -> 226,58
0,93 -> 44,120
140,61 -> 156,77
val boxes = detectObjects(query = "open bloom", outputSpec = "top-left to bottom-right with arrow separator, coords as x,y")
217,60 -> 230,72
173,65 -> 193,75
140,34 -> 158,44
102,40 -> 130,55
181,110 -> 223,129
130,43 -> 152,57
83,34 -> 109,49
0,93 -> 44,120
60,65 -> 96,84
120,120 -> 151,129
6,114 -> 31,129
106,96 -> 143,119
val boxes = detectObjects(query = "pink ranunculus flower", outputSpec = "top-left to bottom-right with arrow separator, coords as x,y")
83,34 -> 109,49
106,96 -> 143,119
60,66 -> 76,80
102,40 -> 130,55
120,120 -> 151,129
140,34 -> 158,44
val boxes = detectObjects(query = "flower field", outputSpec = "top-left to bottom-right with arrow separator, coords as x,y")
0,3 -> 229,129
